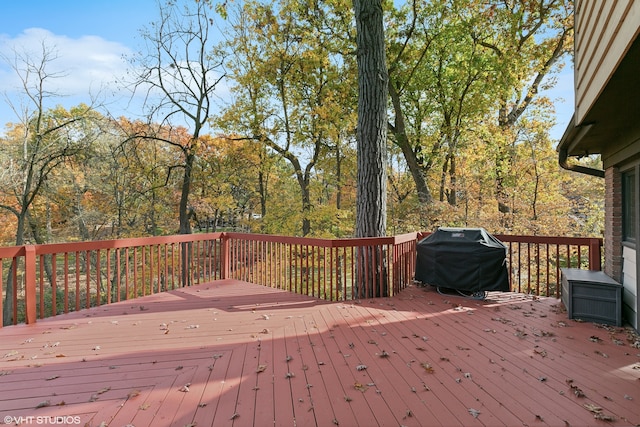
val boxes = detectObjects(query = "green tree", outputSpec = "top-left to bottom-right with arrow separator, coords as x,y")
217,0 -> 356,236
470,0 -> 573,224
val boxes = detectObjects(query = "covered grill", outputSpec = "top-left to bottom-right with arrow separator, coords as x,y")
415,227 -> 510,296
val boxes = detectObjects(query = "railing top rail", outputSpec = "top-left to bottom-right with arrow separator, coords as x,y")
25,233 -> 224,256
223,232 -> 407,247
493,234 -> 603,245
0,232 -> 602,259
0,246 -> 26,258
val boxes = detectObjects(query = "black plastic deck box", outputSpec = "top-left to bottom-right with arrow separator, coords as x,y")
561,268 -> 623,326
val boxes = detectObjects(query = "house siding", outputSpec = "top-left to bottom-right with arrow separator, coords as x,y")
575,0 -> 640,125
623,245 -> 637,328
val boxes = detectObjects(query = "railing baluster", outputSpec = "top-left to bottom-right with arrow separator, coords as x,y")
39,254 -> 45,319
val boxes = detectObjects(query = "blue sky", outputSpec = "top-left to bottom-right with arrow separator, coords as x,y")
0,0 -> 158,44
0,0 -> 574,139
0,0 -> 166,129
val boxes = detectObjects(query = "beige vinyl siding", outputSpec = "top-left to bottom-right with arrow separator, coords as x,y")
575,0 -> 640,124
623,245 -> 637,328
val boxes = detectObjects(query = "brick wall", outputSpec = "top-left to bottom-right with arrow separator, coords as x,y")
604,166 -> 623,281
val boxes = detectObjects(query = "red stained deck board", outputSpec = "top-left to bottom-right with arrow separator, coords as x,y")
377,298 -> 571,426
233,338 -> 265,426
384,292 -> 618,425
316,304 -> 413,427
210,343 -> 249,427
291,315 -> 356,426
251,334 -> 276,426
346,303 -> 508,427
293,313 -> 362,427
189,348 -> 235,426
1,280 -> 639,427
325,304 -> 447,427
311,307 -> 389,427
270,322 -> 298,426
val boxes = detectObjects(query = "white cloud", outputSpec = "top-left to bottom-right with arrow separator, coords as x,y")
0,28 -> 133,124
0,27 -> 230,130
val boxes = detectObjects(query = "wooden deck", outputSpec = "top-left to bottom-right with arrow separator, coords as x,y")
0,280 -> 639,427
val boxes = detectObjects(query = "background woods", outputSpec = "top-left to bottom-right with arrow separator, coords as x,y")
0,0 -> 602,246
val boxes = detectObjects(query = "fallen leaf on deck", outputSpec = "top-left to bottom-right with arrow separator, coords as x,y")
421,362 -> 434,373
127,390 -> 141,399
230,412 -> 240,420
566,379 -> 585,397
356,364 -> 367,371
140,403 -> 151,410
46,375 -> 60,381
354,382 -> 368,392
4,350 -> 19,358
179,383 -> 191,392
533,346 -> 547,357
35,400 -> 51,408
256,364 -> 267,373
593,413 -> 616,422
583,404 -> 602,413
468,408 -> 481,418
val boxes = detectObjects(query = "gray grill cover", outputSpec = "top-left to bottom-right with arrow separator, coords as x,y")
415,228 -> 510,292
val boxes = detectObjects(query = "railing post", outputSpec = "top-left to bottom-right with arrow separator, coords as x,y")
24,245 -> 37,324
221,233 -> 229,279
589,238 -> 602,271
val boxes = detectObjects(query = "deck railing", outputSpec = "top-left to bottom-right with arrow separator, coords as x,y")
0,232 -> 602,327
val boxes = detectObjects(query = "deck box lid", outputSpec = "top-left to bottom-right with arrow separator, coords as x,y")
560,268 -> 621,287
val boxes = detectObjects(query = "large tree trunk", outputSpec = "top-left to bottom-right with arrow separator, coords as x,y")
354,0 -> 388,238
354,0 -> 389,297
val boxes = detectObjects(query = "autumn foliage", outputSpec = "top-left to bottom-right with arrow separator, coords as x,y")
0,0 -> 602,247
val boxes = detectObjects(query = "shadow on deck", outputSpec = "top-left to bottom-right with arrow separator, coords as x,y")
0,279 -> 638,427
